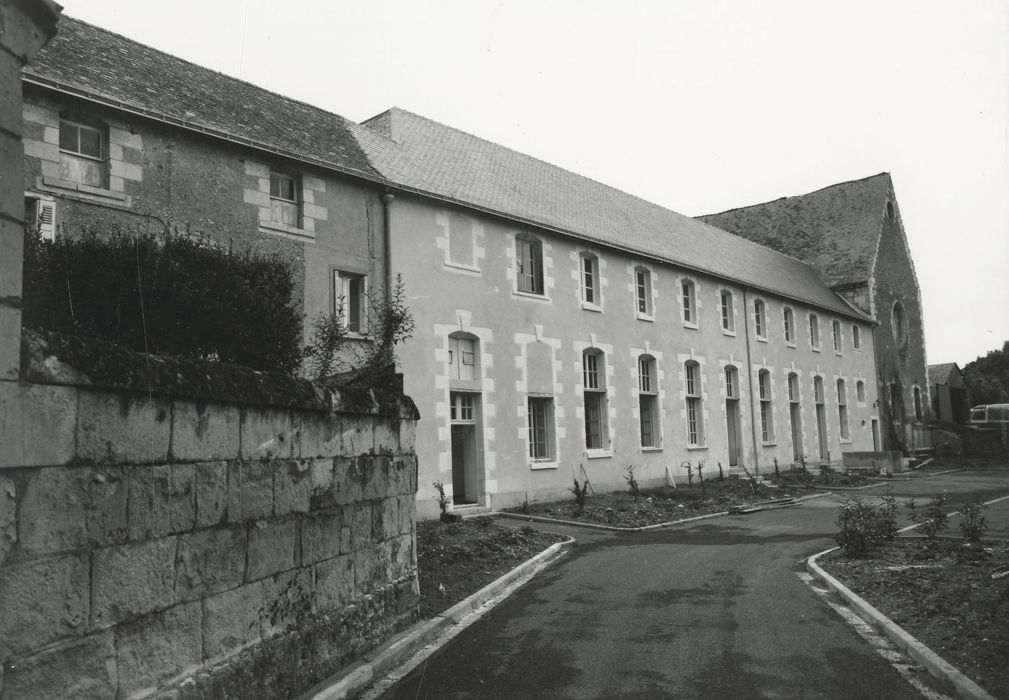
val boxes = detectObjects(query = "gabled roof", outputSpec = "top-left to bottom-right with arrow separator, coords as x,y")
698,173 -> 893,288
928,363 -> 961,387
354,108 -> 868,320
24,16 -> 381,181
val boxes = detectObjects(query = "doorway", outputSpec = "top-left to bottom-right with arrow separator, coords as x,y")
871,418 -> 881,451
814,376 -> 828,460
788,372 -> 802,463
449,391 -> 481,504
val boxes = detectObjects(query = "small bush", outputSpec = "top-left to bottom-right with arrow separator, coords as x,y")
906,495 -> 950,539
835,496 -> 898,556
959,497 -> 987,544
570,478 -> 589,515
22,226 -> 303,373
624,465 -> 641,501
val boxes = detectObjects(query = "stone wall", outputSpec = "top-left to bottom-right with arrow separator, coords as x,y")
0,335 -> 420,699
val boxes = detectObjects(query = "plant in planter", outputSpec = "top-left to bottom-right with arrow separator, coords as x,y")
433,480 -> 460,523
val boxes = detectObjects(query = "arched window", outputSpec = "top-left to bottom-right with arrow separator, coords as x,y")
856,380 -> 866,403
583,349 -> 608,450
913,386 -> 923,421
681,279 -> 697,326
852,324 -> 862,350
758,369 -> 773,443
886,201 -> 895,219
892,301 -> 908,352
579,252 -> 599,307
638,355 -> 659,447
832,320 -> 842,353
448,332 -> 478,380
753,299 -> 767,339
809,313 -> 821,349
783,307 -> 795,344
837,379 -> 849,440
635,267 -> 653,317
515,233 -> 544,295
719,290 -> 735,333
684,360 -> 704,446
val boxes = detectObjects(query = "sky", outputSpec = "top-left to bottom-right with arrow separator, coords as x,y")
59,0 -> 1009,367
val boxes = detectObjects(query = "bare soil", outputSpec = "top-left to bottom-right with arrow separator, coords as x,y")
820,538 -> 1009,698
505,478 -> 805,528
415,519 -> 566,619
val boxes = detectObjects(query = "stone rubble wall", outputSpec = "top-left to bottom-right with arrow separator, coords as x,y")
0,378 -> 420,699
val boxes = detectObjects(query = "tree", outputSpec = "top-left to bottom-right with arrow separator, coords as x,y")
962,341 -> 1009,405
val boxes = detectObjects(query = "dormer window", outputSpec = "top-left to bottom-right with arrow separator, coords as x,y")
59,118 -> 105,187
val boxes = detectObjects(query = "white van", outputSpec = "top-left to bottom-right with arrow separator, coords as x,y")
967,404 -> 1009,426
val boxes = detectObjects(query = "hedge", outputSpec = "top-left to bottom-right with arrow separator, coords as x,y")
22,227 -> 304,374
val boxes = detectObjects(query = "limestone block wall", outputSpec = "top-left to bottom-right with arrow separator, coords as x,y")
0,339 -> 419,699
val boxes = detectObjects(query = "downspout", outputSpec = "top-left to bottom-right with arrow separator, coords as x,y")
381,192 -> 394,305
741,288 -> 761,474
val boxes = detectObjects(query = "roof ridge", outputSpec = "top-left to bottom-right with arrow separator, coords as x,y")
51,15 -> 356,130
700,171 -> 892,218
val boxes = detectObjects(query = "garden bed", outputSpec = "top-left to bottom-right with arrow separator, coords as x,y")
504,478 -> 805,528
415,519 -> 567,619
775,468 -> 884,489
820,538 -> 1009,698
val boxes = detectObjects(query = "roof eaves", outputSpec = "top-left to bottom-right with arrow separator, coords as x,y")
22,73 -> 389,189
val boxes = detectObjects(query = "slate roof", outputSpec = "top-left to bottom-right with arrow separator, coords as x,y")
928,363 -> 960,387
24,16 -> 381,181
353,108 -> 868,320
698,173 -> 893,288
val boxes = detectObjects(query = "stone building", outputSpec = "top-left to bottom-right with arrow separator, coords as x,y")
21,17 -> 390,350
700,174 -> 930,454
20,18 -> 893,519
928,362 -> 968,424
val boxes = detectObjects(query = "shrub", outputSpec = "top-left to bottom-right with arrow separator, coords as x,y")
624,465 -> 641,501
905,494 -> 949,539
22,226 -> 303,373
959,496 -> 987,544
570,478 -> 589,515
835,496 -> 898,556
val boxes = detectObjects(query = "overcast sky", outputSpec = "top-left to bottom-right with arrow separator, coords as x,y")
60,0 -> 1009,367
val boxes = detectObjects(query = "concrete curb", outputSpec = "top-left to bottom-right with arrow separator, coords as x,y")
300,536 -> 575,700
495,492 -> 829,532
806,548 -> 996,700
814,481 -> 889,491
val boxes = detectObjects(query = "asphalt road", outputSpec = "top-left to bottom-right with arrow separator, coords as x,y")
378,468 -> 1009,700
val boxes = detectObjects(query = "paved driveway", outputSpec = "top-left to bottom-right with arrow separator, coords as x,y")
378,468 -> 1009,699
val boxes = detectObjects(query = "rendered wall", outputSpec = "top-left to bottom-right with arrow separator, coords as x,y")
0,334 -> 419,699
389,195 -> 881,517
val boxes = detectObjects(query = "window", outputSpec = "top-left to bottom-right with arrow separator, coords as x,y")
754,299 -> 766,339
856,380 -> 866,403
913,386 -> 923,421
720,290 -> 735,333
814,376 -> 825,404
449,392 -> 475,422
809,313 -> 821,349
787,373 -> 799,403
892,301 -> 908,352
758,370 -> 773,443
783,307 -> 795,344
579,253 -> 599,307
583,350 -> 608,450
638,355 -> 659,448
635,267 -> 653,317
516,234 -> 544,295
269,171 -> 300,227
681,279 -> 697,326
886,201 -> 895,219
832,320 -> 842,353
852,325 -> 862,350
25,194 -> 56,241
527,397 -> 555,461
724,366 -> 738,399
685,361 -> 704,446
58,118 -> 105,187
449,334 -> 477,380
334,271 -> 366,334
837,379 -> 849,440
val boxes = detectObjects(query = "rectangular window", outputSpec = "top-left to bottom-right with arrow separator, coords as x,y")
449,336 -> 477,380
759,371 -> 774,442
516,236 -> 544,295
832,320 -> 842,353
725,367 -> 737,399
784,308 -> 794,344
809,314 -> 820,349
580,255 -> 597,305
682,280 -> 695,324
269,171 -> 300,226
639,356 -> 659,448
334,271 -> 366,334
635,268 -> 652,316
58,119 -> 104,187
583,352 -> 601,390
685,362 -> 703,446
853,325 -> 862,350
583,351 -> 608,450
754,300 -> 765,338
528,397 -> 555,461
450,392 -> 475,422
720,291 -> 734,332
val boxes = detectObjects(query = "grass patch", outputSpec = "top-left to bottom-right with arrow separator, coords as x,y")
416,519 -> 566,619
820,538 -> 1009,698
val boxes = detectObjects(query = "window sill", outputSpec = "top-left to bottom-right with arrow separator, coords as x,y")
529,460 -> 558,470
444,260 -> 481,274
686,444 -> 708,451
761,441 -> 777,447
853,347 -> 863,352
683,321 -> 699,330
636,312 -> 655,323
756,336 -> 768,343
585,449 -> 612,459
811,346 -> 822,353
39,176 -> 130,206
259,219 -> 316,241
513,289 -> 550,302
722,329 -> 737,337
640,446 -> 663,453
834,351 -> 844,357
786,342 -> 797,349
581,302 -> 603,313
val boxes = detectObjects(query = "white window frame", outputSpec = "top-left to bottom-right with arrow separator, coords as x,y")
754,299 -> 767,340
449,392 -> 476,423
783,307 -> 795,346
579,253 -> 600,309
527,396 -> 556,463
685,361 -> 704,447
635,267 -> 653,319
334,271 -> 367,336
583,350 -> 608,451
809,313 -> 821,350
758,369 -> 774,443
837,379 -> 850,440
681,279 -> 698,328
269,170 -> 300,227
638,355 -> 660,449
852,324 -> 862,351
720,290 -> 735,334
832,319 -> 843,354
58,118 -> 105,188
515,234 -> 545,296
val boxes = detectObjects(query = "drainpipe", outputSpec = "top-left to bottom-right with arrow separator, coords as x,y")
741,288 -> 761,473
381,192 -> 394,305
